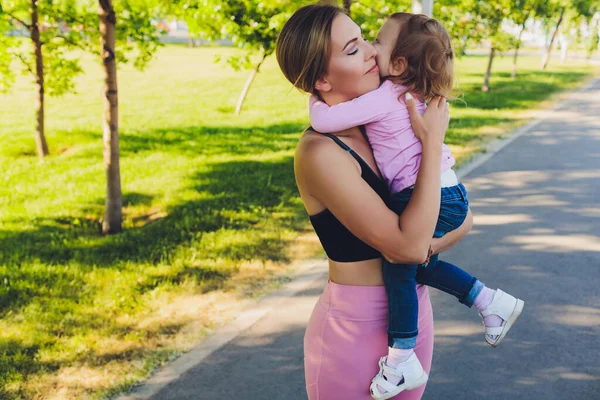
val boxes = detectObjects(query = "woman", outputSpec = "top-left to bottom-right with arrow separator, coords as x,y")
276,4 -> 472,400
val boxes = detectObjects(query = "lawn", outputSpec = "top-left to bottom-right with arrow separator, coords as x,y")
0,44 -> 596,399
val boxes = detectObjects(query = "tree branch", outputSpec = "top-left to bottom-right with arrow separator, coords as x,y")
6,12 -> 31,31
48,33 -> 93,52
355,2 -> 386,18
14,52 -> 34,75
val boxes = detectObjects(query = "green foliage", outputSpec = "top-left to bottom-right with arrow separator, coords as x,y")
0,15 -> 16,92
352,0 -> 411,41
113,0 -> 167,69
434,0 -> 487,56
587,19 -> 600,58
177,0 -> 310,70
0,0 -> 165,96
470,0 -> 515,51
0,0 -> 90,95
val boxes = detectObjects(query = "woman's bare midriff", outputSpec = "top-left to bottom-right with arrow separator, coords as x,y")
328,258 -> 385,286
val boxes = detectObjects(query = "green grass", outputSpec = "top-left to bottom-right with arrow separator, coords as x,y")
0,45 -> 596,399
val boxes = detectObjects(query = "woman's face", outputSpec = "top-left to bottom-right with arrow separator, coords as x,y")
318,13 -> 380,104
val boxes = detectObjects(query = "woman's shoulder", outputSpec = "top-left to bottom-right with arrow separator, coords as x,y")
296,129 -> 345,166
295,129 -> 361,180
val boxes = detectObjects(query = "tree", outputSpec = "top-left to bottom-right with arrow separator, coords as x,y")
0,0 -> 93,159
586,14 -> 600,61
509,0 -> 537,79
569,1 -> 600,63
178,0 -> 309,115
1,0 -> 165,232
94,0 -> 165,233
98,0 -> 121,234
539,0 -> 598,69
539,3 -> 566,70
434,0 -> 484,57
467,0 -> 513,91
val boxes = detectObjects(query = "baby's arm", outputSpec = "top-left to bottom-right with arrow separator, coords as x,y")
309,83 -> 397,133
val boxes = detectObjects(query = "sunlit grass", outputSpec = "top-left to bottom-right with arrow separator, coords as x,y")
0,44 -> 596,399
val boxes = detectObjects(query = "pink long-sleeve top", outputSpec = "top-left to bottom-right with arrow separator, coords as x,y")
309,80 -> 455,194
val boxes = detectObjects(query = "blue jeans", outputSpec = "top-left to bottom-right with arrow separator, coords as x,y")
383,182 -> 484,349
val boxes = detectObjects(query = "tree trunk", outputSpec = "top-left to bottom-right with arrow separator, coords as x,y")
234,52 -> 268,116
541,7 -> 565,70
482,47 -> 496,92
560,34 -> 568,65
188,35 -> 194,48
588,19 -> 600,62
343,0 -> 351,15
512,21 -> 527,80
99,0 -> 122,234
421,0 -> 433,17
31,0 -> 49,159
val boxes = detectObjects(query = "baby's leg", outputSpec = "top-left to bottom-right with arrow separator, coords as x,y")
369,261 -> 428,397
418,254 -> 522,347
383,260 -> 419,353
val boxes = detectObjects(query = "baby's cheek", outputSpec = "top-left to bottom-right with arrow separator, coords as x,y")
375,57 -> 387,76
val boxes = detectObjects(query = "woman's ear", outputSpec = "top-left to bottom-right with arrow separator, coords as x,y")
315,76 -> 332,93
390,57 -> 407,76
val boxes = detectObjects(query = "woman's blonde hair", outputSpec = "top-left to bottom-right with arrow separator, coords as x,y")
387,13 -> 454,100
276,4 -> 343,96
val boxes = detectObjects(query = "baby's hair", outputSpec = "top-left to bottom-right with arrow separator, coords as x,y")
386,12 -> 454,101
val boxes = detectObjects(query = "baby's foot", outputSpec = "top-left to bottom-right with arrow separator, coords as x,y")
479,289 -> 524,346
369,354 -> 428,400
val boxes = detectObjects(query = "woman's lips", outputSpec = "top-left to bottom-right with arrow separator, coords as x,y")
367,64 -> 379,74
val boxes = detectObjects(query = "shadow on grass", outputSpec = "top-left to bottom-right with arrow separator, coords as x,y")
65,122 -> 307,159
0,338 -> 59,400
0,152 -> 305,311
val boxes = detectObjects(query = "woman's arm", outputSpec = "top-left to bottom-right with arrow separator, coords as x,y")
309,83 -> 395,133
300,141 -> 430,264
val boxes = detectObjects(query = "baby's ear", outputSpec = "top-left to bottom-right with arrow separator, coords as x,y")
315,76 -> 332,93
390,57 -> 407,76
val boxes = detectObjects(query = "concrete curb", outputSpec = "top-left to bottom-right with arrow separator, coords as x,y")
113,77 -> 597,400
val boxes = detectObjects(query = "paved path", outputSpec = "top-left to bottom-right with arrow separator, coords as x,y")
146,80 -> 600,399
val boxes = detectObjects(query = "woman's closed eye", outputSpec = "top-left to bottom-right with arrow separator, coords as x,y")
348,47 -> 358,55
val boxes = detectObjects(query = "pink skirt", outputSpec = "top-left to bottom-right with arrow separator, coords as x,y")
304,281 -> 434,400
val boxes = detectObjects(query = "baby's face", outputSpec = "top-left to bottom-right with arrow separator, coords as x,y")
373,19 -> 401,78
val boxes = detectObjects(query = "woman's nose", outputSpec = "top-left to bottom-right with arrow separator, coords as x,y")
365,42 -> 377,60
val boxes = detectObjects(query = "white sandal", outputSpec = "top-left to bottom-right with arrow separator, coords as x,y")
480,289 -> 524,347
369,354 -> 428,400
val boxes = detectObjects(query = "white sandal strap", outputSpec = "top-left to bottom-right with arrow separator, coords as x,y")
480,289 -> 517,319
485,326 -> 504,335
371,374 -> 401,393
381,363 -> 401,376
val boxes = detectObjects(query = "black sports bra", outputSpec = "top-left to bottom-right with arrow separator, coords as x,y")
308,131 -> 390,262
